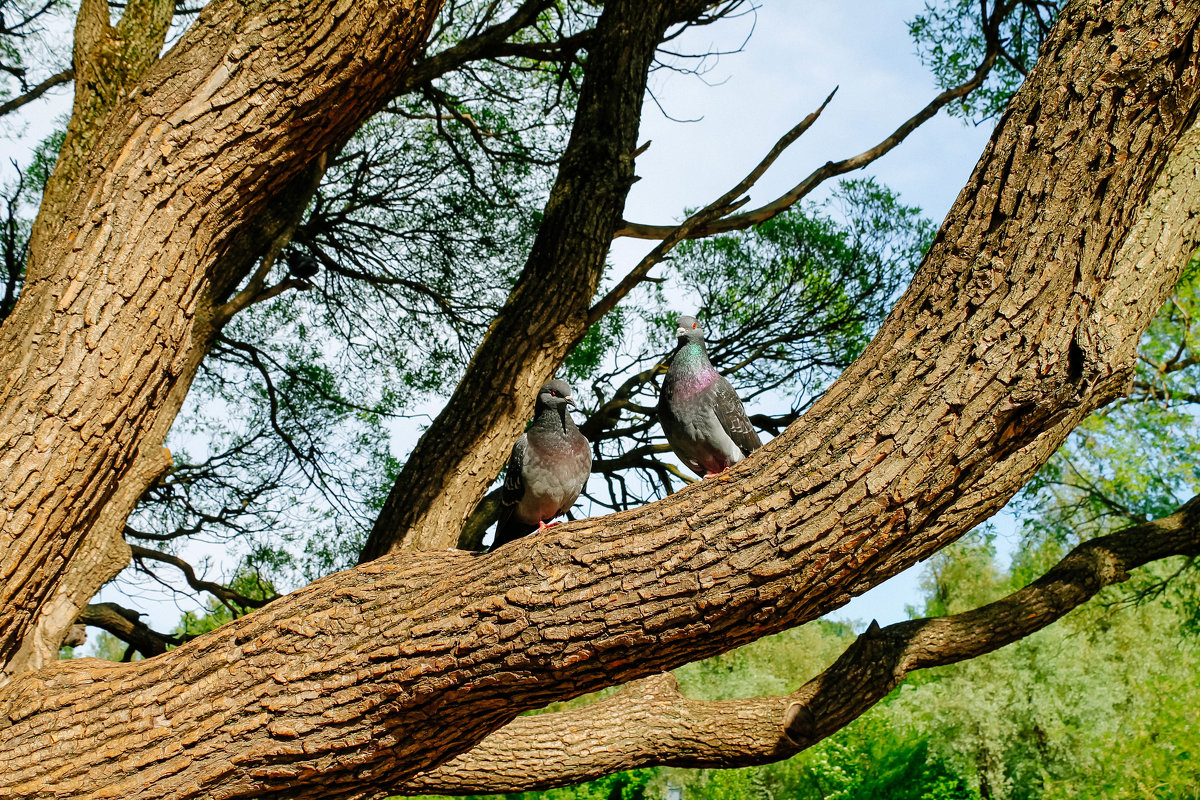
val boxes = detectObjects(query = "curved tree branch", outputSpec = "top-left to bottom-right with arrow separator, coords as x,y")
77,602 -> 183,659
361,0 -> 721,558
129,545 -> 273,613
0,0 -> 445,676
397,493 -> 1200,794
587,87 -> 838,325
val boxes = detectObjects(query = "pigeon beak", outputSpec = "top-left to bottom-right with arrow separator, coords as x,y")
676,327 -> 688,337
565,396 -> 578,409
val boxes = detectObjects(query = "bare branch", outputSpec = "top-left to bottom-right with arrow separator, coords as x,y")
129,545 -> 273,614
587,88 -> 837,324
0,68 -> 73,118
615,10 -> 1004,240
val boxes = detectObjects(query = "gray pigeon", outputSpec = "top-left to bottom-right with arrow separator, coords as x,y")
493,379 -> 592,548
658,315 -> 762,479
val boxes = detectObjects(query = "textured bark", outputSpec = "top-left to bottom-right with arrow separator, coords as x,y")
28,0 -> 177,271
360,0 -> 711,559
396,494 -> 1200,794
0,0 -> 443,674
0,0 -> 1195,796
1,4 -> 1199,798
1,443 -> 172,678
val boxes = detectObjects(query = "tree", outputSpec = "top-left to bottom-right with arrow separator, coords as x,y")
2,0 -> 1200,799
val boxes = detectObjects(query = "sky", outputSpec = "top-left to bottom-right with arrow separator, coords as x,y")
4,1 -> 1018,634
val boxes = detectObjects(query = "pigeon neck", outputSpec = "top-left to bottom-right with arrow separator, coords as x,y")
532,402 -> 575,435
674,340 -> 714,371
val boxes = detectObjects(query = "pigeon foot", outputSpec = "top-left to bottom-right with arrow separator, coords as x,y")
537,520 -> 559,531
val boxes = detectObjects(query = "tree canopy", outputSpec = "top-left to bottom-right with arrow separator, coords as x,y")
1,0 -> 1198,798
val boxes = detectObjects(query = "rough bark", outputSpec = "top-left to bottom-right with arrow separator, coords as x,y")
28,0 -> 177,270
396,494 -> 1200,794
1,443 -> 172,678
0,0 -> 444,674
2,3 -> 1199,798
360,0 -> 714,559
3,145 -> 330,681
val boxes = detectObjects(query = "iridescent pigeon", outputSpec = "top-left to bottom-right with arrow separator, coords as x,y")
493,379 -> 592,548
658,315 -> 762,479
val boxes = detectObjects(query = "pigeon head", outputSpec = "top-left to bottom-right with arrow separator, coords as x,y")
536,379 -> 577,411
675,314 -> 705,345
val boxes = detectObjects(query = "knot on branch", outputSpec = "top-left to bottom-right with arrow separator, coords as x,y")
782,699 -> 816,747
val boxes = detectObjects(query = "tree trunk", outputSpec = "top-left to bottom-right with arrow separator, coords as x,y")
7,0 -> 1200,796
0,0 -> 444,675
1,4 -> 1198,798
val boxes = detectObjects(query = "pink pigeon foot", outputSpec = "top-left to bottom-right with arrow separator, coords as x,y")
537,520 -> 559,531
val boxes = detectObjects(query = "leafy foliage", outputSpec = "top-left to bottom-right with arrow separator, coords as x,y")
0,0 -> 70,109
910,0 -> 1064,121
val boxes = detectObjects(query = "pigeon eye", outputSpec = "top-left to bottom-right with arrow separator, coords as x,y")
691,322 -> 698,329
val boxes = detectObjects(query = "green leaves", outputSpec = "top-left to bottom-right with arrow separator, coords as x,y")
911,0 -> 1064,122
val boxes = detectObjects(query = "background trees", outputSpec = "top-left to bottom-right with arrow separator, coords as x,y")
1,0 -> 1199,797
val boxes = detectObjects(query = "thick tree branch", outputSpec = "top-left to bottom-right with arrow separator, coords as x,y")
0,0 -> 445,674
28,0 -> 177,270
4,2 -> 1200,799
362,0 -> 717,558
398,494 -> 1200,794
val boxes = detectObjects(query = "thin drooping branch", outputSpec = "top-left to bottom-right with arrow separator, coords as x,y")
129,545 -> 273,614
0,67 -> 73,118
398,494 -> 1200,794
615,1 -> 1006,240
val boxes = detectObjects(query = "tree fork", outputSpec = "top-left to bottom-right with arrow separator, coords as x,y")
361,0 -> 721,558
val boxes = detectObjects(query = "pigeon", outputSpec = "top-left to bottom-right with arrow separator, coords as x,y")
658,315 -> 762,479
493,379 -> 593,548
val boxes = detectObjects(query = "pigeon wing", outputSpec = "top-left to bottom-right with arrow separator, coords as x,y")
713,376 -> 762,456
500,434 -> 528,508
